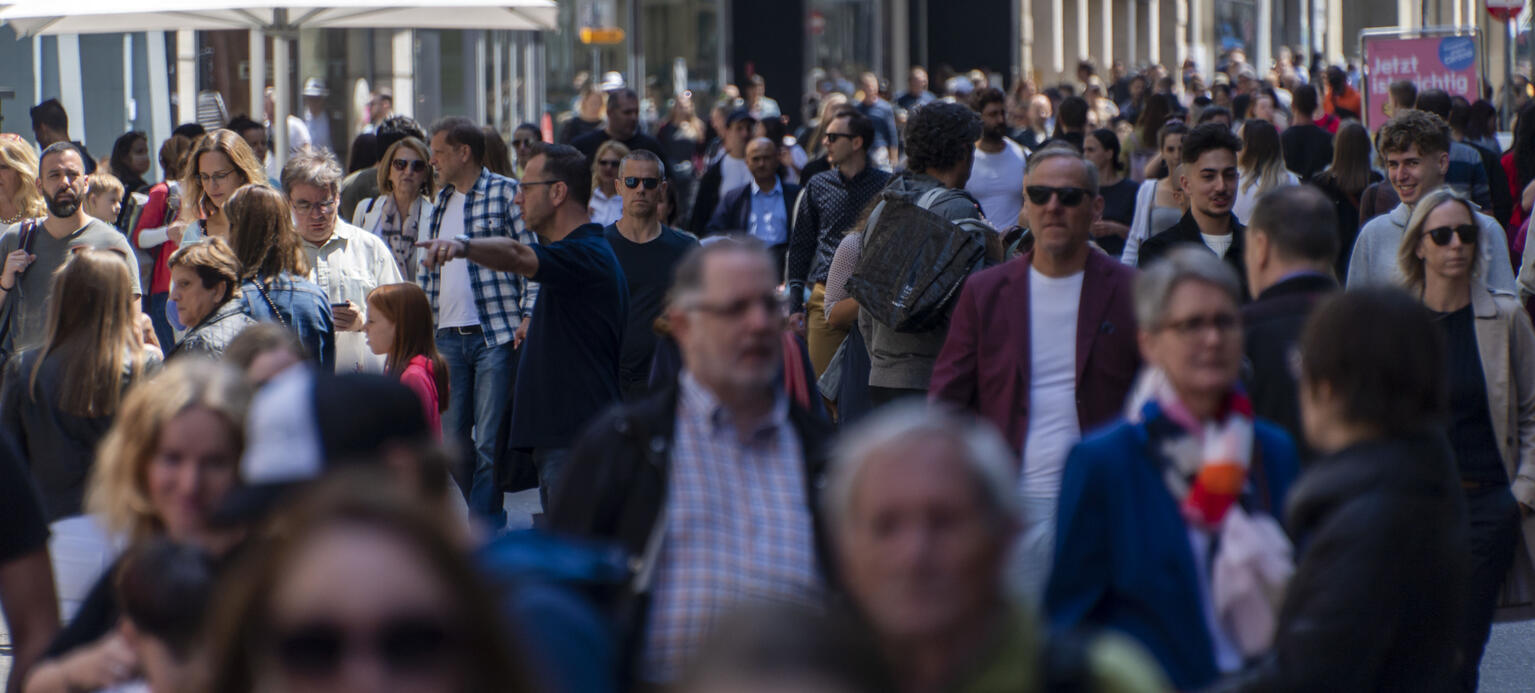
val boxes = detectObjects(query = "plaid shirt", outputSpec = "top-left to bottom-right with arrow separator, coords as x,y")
419,168 -> 539,347
640,372 -> 823,683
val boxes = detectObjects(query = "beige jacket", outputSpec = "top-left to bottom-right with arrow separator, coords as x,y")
1470,284 -> 1535,618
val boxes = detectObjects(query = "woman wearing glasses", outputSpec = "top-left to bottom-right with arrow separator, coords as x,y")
353,137 -> 435,280
1398,187 -> 1535,690
587,140 -> 629,226
173,130 -> 268,246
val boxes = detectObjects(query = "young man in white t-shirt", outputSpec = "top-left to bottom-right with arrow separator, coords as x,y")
966,87 -> 1027,229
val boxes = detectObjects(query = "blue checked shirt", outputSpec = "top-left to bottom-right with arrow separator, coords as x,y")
639,372 -> 823,683
419,168 -> 539,347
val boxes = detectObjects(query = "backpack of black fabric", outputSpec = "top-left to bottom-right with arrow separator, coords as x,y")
847,187 -> 988,333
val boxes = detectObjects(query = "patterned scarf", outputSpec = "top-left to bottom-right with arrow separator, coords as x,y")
377,196 -> 423,279
1126,368 -> 1255,530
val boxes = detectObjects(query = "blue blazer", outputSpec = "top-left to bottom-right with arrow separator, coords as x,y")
704,179 -> 800,241
1044,411 -> 1299,691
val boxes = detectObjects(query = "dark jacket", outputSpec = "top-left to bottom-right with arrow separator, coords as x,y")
930,250 -> 1141,453
1242,272 -> 1337,462
705,179 -> 801,241
548,381 -> 837,582
1309,169 -> 1384,278
688,157 -> 726,236
1214,433 -> 1468,693
1137,210 -> 1251,299
169,299 -> 258,361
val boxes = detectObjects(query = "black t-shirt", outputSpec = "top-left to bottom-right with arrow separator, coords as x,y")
1281,123 -> 1335,182
0,432 -> 48,565
1437,305 -> 1509,485
603,224 -> 699,394
510,224 -> 629,450
1100,178 -> 1140,226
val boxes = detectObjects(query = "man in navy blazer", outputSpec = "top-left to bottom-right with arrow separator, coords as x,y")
930,143 -> 1141,600
706,137 -> 800,271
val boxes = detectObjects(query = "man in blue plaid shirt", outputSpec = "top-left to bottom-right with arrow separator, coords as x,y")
422,117 -> 538,526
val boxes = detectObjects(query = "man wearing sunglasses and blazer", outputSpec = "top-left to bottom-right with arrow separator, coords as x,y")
930,141 -> 1142,602
705,137 -> 800,272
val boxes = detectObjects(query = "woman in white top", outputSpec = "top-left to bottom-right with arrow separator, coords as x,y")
588,139 -> 628,226
1232,119 -> 1299,224
352,136 -> 435,281
0,134 -> 47,235
1121,121 -> 1189,266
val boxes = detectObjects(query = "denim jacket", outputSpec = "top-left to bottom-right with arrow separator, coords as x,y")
238,272 -> 337,371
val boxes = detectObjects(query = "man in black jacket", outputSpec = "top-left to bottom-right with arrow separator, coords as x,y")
1138,123 -> 1250,298
687,109 -> 755,236
706,137 -> 801,270
550,237 -> 834,688
1240,185 -> 1339,462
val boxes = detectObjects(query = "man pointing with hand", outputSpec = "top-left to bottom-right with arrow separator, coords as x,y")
419,142 -> 628,512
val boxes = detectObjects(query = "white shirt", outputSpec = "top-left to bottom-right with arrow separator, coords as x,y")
720,155 -> 751,196
967,139 -> 1027,230
1232,170 -> 1299,224
302,220 -> 404,373
589,188 -> 624,227
435,191 -> 479,328
1021,267 -> 1085,498
1201,232 -> 1234,259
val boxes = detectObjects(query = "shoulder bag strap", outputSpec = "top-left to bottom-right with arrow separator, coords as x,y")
252,279 -> 290,328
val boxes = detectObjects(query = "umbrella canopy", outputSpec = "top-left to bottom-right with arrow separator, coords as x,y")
0,0 -> 557,36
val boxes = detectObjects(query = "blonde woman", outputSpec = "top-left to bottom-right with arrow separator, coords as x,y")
588,139 -> 629,226
352,136 -> 435,279
172,130 -> 268,245
1232,119 -> 1299,224
24,360 -> 250,693
0,133 -> 48,234
1398,187 -> 1535,688
0,249 -> 161,522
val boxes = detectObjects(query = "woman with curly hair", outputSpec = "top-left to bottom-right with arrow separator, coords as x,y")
0,134 -> 48,234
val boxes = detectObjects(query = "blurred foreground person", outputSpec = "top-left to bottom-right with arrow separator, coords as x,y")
1397,188 -> 1535,691
677,606 -> 892,693
0,432 -> 59,693
222,323 -> 309,387
112,540 -> 219,693
829,403 -> 1167,693
1211,288 -> 1467,692
206,479 -> 531,693
1047,248 -> 1299,690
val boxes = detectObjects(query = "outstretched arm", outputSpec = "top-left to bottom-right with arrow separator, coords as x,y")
417,237 -> 539,278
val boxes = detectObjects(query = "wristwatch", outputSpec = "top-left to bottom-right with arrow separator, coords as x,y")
453,234 -> 473,257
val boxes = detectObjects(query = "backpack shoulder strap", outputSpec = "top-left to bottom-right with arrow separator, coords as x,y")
916,185 -> 948,209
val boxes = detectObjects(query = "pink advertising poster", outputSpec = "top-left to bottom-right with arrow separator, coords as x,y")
1363,34 -> 1479,131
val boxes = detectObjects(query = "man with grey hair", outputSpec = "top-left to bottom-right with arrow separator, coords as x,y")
283,148 -> 403,372
932,142 -> 1141,602
830,402 -> 1168,691
551,237 -> 833,688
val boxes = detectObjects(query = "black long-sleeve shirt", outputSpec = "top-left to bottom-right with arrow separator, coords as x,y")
785,164 -> 891,312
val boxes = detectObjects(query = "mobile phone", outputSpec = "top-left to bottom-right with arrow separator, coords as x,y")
331,301 -> 349,309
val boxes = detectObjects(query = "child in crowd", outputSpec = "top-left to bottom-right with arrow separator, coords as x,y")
83,171 -> 124,226
364,282 -> 449,438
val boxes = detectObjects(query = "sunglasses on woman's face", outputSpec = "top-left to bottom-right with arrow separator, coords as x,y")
1426,224 -> 1477,246
623,176 -> 661,190
273,615 -> 457,680
391,159 -> 428,173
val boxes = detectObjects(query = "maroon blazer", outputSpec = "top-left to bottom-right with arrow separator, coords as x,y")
930,250 -> 1141,454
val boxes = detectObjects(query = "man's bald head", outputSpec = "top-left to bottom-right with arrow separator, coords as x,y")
746,137 -> 780,187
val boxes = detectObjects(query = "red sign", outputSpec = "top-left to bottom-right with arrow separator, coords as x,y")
1489,0 -> 1524,22
808,10 -> 825,35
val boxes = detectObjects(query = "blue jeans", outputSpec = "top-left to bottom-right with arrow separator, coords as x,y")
437,328 -> 516,526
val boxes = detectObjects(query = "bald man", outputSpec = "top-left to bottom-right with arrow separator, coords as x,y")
706,136 -> 800,269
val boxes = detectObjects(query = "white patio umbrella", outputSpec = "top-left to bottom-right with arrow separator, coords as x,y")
0,0 -> 558,164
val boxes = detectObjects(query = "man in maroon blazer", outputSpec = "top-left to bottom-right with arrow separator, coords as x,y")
930,142 -> 1141,601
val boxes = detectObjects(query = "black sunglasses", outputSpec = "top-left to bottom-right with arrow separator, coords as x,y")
1025,185 -> 1090,207
274,616 -> 457,678
824,132 -> 855,142
623,176 -> 661,190
1426,224 -> 1477,246
597,159 -> 622,168
391,159 -> 428,173
512,138 -> 537,147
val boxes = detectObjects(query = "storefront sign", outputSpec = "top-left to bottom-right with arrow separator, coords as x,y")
1363,34 -> 1479,131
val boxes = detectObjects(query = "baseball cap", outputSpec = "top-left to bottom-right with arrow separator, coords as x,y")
211,368 -> 430,526
302,78 -> 329,97
726,108 -> 757,128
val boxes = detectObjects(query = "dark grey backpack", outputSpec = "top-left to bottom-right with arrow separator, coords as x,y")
847,186 -> 989,333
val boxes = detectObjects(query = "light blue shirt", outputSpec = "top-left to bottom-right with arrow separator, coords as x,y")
748,178 -> 789,246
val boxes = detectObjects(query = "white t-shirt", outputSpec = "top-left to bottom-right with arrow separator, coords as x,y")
720,155 -> 751,196
1021,267 -> 1085,498
966,139 -> 1027,230
1201,232 -> 1234,259
436,191 -> 479,328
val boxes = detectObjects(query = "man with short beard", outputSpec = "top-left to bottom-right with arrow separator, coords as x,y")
0,143 -> 142,354
1137,123 -> 1253,298
965,87 -> 1027,230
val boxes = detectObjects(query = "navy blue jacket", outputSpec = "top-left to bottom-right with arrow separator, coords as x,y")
704,179 -> 801,242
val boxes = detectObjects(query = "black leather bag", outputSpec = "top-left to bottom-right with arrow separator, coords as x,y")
847,187 -> 988,333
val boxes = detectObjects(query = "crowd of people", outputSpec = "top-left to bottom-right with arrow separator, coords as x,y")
0,46 -> 1534,693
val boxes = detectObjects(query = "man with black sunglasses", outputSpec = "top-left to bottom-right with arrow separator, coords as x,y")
932,143 -> 1141,600
705,137 -> 801,271
1137,123 -> 1252,298
605,150 -> 699,399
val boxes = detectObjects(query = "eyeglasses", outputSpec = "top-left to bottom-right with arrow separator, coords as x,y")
391,159 -> 428,173
291,198 -> 338,216
273,616 -> 457,679
688,293 -> 786,319
823,132 -> 855,143
623,176 -> 661,190
598,159 -> 623,168
1426,224 -> 1477,246
198,169 -> 238,186
1025,186 -> 1090,207
1160,312 -> 1240,337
